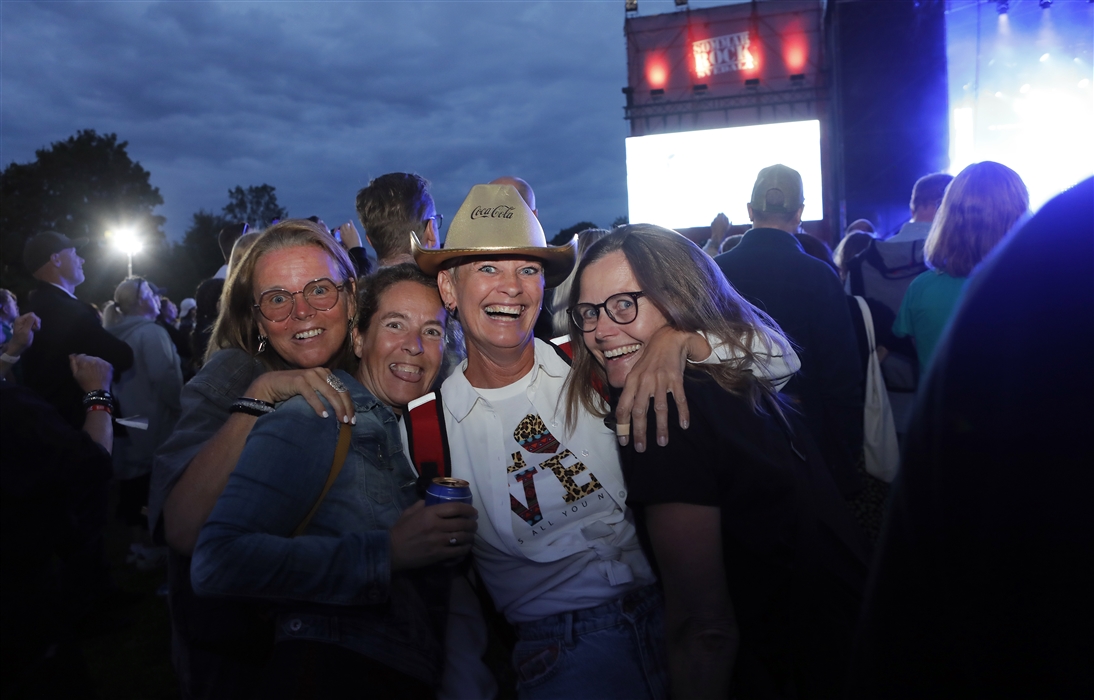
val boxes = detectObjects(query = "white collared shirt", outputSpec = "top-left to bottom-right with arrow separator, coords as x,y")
441,339 -> 654,623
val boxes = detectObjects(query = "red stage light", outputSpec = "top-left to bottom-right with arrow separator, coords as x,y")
784,41 -> 807,73
646,55 -> 669,88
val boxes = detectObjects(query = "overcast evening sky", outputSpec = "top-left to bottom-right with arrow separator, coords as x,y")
0,0 -> 735,247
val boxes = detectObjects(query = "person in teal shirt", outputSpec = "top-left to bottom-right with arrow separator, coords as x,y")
894,271 -> 968,372
893,162 -> 1029,373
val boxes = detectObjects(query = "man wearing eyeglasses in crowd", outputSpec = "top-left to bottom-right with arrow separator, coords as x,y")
354,172 -> 442,268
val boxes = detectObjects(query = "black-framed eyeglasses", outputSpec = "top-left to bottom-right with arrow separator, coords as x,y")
253,278 -> 347,322
430,213 -> 444,233
569,292 -> 646,332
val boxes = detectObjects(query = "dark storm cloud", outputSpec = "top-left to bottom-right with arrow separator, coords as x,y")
1,1 -> 722,243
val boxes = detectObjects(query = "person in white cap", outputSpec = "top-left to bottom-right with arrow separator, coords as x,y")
413,184 -> 799,699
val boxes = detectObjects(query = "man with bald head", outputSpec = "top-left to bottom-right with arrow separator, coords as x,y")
490,176 -> 537,217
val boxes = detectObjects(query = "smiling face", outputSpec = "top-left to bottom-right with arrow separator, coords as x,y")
252,245 -> 351,369
438,256 -> 544,371
578,250 -> 670,389
354,280 -> 446,412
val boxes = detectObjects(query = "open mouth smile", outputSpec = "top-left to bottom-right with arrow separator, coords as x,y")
390,363 -> 424,382
603,343 -> 642,360
484,304 -> 524,319
294,328 -> 325,340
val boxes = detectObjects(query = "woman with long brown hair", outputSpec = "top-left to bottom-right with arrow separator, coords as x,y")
564,224 -> 869,699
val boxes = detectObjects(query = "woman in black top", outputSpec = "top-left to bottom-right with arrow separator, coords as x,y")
562,224 -> 869,699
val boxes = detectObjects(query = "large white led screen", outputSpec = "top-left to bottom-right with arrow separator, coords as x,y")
626,120 -> 823,230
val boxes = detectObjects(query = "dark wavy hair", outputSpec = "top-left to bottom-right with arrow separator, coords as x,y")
355,263 -> 460,381
562,224 -> 790,429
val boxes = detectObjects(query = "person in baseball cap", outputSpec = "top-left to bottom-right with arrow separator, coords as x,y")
21,230 -> 134,427
23,231 -> 88,285
748,163 -> 805,218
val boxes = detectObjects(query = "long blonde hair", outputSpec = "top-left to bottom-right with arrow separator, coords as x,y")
925,161 -> 1028,277
562,224 -> 789,429
206,219 -> 358,370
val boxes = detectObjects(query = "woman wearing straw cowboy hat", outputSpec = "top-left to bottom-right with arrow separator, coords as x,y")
413,184 -> 800,699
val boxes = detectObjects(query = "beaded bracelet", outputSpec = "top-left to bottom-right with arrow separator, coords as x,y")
230,397 -> 276,417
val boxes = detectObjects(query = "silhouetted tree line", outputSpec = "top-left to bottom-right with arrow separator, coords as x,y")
0,129 -> 287,307
1,129 -> 623,307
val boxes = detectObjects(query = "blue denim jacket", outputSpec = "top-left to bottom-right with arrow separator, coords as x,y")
191,369 -> 447,685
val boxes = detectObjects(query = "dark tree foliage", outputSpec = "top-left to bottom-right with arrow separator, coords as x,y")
0,130 -> 165,303
611,215 -> 629,228
223,184 -> 288,228
550,221 -> 599,246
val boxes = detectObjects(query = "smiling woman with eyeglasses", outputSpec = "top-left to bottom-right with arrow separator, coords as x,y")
563,224 -> 871,700
150,220 -> 366,696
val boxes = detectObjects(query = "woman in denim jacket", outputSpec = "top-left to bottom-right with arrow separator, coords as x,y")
191,264 -> 476,698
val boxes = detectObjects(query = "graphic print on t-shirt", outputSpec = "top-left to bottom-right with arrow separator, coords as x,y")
507,414 -> 608,546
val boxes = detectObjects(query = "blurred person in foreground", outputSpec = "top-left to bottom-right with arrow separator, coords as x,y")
893,162 -> 1028,373
151,220 -> 362,699
2,349 -> 114,700
564,225 -> 868,698
191,264 -> 476,698
413,184 -> 800,699
847,178 -> 1093,698
107,277 -> 184,567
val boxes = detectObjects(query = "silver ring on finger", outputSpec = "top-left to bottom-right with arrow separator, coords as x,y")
325,373 -> 348,393
449,537 -> 458,546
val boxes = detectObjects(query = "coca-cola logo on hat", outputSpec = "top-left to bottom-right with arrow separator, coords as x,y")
470,205 -> 515,220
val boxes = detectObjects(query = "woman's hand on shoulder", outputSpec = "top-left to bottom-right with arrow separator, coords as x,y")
246,368 -> 356,424
389,500 -> 477,572
615,327 -> 710,452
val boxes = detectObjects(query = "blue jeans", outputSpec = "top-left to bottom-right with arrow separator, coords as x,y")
512,585 -> 668,700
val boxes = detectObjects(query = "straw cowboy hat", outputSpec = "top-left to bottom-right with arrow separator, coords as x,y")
411,184 -> 576,288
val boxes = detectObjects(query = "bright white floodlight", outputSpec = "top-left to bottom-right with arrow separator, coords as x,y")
111,227 -> 142,276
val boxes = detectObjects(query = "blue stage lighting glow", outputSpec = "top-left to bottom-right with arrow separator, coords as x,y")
946,0 -> 1094,211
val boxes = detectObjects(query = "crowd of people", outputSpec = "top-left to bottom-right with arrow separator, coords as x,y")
1,164 -> 1090,699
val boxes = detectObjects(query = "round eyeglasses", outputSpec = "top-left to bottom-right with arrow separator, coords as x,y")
569,292 -> 646,332
253,278 -> 347,322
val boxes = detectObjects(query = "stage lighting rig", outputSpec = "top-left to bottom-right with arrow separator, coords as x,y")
996,0 -> 1009,14
1039,0 -> 1052,7
625,0 -> 637,12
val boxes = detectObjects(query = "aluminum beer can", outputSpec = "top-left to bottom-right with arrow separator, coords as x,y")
424,477 -> 472,508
